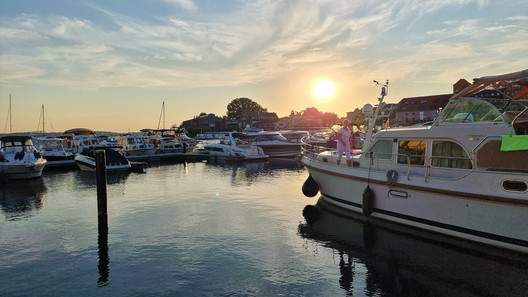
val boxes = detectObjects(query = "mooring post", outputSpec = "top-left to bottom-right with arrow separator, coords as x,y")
95,149 -> 109,286
95,149 -> 108,219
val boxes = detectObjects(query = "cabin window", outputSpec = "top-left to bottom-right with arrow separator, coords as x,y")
397,140 -> 425,165
431,141 -> 472,169
367,140 -> 392,159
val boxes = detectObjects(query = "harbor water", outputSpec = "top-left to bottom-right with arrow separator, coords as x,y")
1,158 -> 528,296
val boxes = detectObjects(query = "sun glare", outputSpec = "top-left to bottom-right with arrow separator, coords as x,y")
314,80 -> 335,99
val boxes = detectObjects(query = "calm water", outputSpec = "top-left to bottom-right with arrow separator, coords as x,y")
1,158 -> 528,297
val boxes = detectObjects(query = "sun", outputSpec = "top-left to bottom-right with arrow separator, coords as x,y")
313,80 -> 335,99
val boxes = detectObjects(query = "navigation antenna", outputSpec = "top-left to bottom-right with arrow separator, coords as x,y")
363,80 -> 389,149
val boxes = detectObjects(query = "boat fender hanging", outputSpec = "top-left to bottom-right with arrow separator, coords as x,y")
362,185 -> 374,216
386,170 -> 398,186
302,174 -> 319,197
302,205 -> 320,225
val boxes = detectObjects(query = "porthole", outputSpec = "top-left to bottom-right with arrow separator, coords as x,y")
502,180 -> 528,192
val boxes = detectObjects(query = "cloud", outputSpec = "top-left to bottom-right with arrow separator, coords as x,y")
1,0 -> 526,92
161,0 -> 197,11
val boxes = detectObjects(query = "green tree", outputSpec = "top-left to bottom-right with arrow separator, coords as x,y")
226,97 -> 267,121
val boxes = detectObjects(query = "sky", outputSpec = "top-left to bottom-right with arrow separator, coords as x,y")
1,0 -> 527,133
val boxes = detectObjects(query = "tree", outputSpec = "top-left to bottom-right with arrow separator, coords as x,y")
226,98 -> 267,121
322,112 -> 339,126
302,107 -> 323,118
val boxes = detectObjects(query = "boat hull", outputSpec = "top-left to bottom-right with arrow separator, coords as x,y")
121,148 -> 157,156
258,144 -> 300,158
74,150 -> 131,172
0,160 -> 47,180
303,160 -> 528,254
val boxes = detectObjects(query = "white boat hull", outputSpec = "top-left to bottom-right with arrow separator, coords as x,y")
303,158 -> 528,254
0,160 -> 47,180
121,148 -> 157,156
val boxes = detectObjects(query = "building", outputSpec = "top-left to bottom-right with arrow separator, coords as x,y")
239,112 -> 279,131
181,113 -> 226,131
394,79 -> 471,126
394,94 -> 451,126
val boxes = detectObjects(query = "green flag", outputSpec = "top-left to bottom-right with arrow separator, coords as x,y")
501,134 -> 528,151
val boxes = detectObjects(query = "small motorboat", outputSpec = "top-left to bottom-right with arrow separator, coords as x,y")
0,136 -> 47,180
74,147 -> 131,172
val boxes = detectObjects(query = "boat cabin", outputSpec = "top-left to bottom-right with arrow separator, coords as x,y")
361,97 -> 528,177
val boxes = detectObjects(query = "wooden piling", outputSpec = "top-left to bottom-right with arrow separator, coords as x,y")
95,149 -> 108,218
95,149 -> 109,286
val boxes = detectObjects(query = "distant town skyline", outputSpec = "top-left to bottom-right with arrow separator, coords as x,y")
1,0 -> 527,133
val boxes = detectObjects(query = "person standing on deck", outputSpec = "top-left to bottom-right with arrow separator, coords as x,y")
337,119 -> 352,166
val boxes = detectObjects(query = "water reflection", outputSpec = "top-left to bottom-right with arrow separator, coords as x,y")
203,158 -> 303,186
0,179 -> 47,220
98,215 -> 109,287
74,170 -> 131,188
299,198 -> 528,297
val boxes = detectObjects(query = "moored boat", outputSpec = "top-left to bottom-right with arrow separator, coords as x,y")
142,129 -> 185,154
74,147 -> 132,172
33,136 -> 76,167
116,134 -> 157,156
300,70 -> 528,253
63,128 -> 104,154
240,130 -> 301,158
193,132 -> 268,161
0,136 -> 47,180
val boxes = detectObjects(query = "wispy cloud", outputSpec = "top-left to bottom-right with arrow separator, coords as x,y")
161,0 -> 197,11
1,0 -> 526,92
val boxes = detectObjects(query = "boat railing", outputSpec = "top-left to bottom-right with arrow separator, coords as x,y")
300,137 -> 332,161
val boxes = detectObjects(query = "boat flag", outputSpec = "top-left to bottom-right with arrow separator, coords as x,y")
384,118 -> 390,128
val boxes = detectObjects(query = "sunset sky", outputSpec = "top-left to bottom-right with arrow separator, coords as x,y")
1,0 -> 527,133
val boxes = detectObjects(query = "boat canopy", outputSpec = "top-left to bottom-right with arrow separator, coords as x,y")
64,128 -> 95,135
0,136 -> 34,149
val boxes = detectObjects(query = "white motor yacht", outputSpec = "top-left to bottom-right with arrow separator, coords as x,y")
63,128 -> 104,154
300,70 -> 528,254
193,132 -> 268,161
33,137 -> 75,167
116,134 -> 157,156
241,130 -> 301,158
143,129 -> 185,154
0,136 -> 47,180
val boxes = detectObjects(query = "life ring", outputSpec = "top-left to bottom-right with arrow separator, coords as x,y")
386,170 -> 398,186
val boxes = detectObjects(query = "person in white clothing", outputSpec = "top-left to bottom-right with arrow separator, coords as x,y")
337,119 -> 352,166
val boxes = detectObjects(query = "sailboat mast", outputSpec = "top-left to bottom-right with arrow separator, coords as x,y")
157,101 -> 165,130
9,94 -> 12,133
42,104 -> 45,133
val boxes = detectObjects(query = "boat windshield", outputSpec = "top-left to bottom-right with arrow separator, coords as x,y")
435,98 -> 528,125
249,133 -> 287,142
